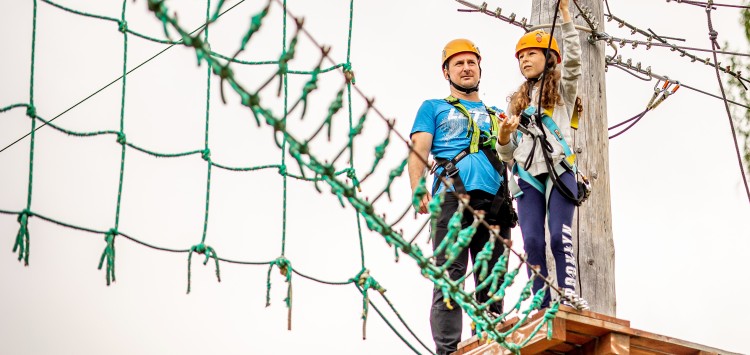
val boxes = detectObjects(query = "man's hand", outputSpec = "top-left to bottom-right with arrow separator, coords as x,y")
408,132 -> 433,214
415,190 -> 432,214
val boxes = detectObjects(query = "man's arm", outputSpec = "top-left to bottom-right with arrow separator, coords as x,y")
407,131 -> 433,214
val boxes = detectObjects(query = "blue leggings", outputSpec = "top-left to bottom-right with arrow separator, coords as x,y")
517,171 -> 578,308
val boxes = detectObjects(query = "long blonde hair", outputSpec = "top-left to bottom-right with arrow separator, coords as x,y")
509,54 -> 562,116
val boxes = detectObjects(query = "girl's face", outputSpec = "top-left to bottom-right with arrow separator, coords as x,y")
517,48 -> 546,79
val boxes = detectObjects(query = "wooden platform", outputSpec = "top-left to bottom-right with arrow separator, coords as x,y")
454,306 -> 739,355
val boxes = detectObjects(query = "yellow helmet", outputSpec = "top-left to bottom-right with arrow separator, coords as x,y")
442,39 -> 481,68
515,30 -> 561,63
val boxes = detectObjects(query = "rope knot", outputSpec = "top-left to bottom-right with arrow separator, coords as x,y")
192,243 -> 207,254
218,65 -> 232,79
116,132 -> 126,145
352,269 -> 386,295
709,30 -> 718,41
343,63 -> 355,84
271,257 -> 292,278
201,149 -> 211,162
277,164 -> 287,176
18,208 -> 32,221
118,20 -> 128,33
25,105 -> 36,118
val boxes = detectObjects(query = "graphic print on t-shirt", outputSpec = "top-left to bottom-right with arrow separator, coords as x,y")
438,107 -> 490,144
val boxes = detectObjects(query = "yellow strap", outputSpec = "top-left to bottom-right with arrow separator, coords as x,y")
570,97 -> 582,130
566,154 -> 576,166
445,96 -> 494,154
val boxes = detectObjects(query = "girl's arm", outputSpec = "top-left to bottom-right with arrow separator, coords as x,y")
560,5 -> 581,111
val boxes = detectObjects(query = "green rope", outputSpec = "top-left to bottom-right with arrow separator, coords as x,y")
199,0 -> 213,247
17,0 -> 39,268
98,229 -> 117,286
186,243 -> 221,294
350,268 -> 386,340
368,136 -> 390,176
266,256 -> 293,329
280,0 -> 289,257
12,210 -> 32,266
298,67 -> 320,119
325,88 -> 344,140
237,1 -> 269,55
382,160 -> 407,201
113,0 -> 128,232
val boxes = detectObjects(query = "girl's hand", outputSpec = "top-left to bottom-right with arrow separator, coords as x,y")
559,0 -> 571,22
498,114 -> 520,145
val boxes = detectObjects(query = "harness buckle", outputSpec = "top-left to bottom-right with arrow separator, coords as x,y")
443,161 -> 460,178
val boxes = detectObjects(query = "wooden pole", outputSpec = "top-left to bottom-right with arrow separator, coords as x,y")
530,0 -> 616,315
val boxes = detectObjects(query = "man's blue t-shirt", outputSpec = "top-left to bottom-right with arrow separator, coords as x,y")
410,98 -> 504,195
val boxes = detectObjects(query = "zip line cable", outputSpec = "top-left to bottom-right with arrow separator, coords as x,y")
668,0 -> 750,10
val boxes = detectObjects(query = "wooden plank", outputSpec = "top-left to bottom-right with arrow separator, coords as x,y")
456,316 -> 523,355
462,316 -> 566,355
597,332 -> 630,354
629,327 -> 738,355
462,342 -> 505,355
459,308 -> 739,355
513,316 -> 566,354
556,305 -> 630,327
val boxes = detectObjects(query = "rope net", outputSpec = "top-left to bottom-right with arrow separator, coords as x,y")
0,0 -> 573,353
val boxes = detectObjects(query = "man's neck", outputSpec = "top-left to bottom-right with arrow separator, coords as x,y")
449,87 -> 480,102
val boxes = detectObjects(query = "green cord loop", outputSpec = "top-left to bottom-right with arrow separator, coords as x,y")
117,20 -> 127,33
382,160 -> 406,201
369,136 -> 390,175
98,228 -> 117,286
266,257 -> 293,308
544,303 -> 559,339
299,67 -> 320,119
12,209 -> 32,266
350,269 -> 386,339
186,243 -> 221,294
324,88 -> 345,140
201,148 -> 211,162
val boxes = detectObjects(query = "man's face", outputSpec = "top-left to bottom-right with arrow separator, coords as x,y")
517,48 -> 546,79
443,52 -> 480,88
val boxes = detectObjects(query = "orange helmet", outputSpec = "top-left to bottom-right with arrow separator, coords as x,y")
442,39 -> 481,68
515,30 -> 561,63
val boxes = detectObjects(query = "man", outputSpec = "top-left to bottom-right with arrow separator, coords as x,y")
407,38 -> 516,355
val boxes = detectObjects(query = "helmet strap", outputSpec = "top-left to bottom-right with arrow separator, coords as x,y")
450,79 -> 479,94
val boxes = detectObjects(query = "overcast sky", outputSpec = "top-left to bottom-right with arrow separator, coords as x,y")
1,1 -> 749,354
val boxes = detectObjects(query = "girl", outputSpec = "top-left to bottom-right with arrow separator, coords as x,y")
497,0 -> 588,309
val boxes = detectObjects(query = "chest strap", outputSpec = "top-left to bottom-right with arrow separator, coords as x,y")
510,106 -> 577,197
444,95 -> 502,154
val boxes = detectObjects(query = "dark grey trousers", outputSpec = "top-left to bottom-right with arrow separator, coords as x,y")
430,190 -> 510,355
